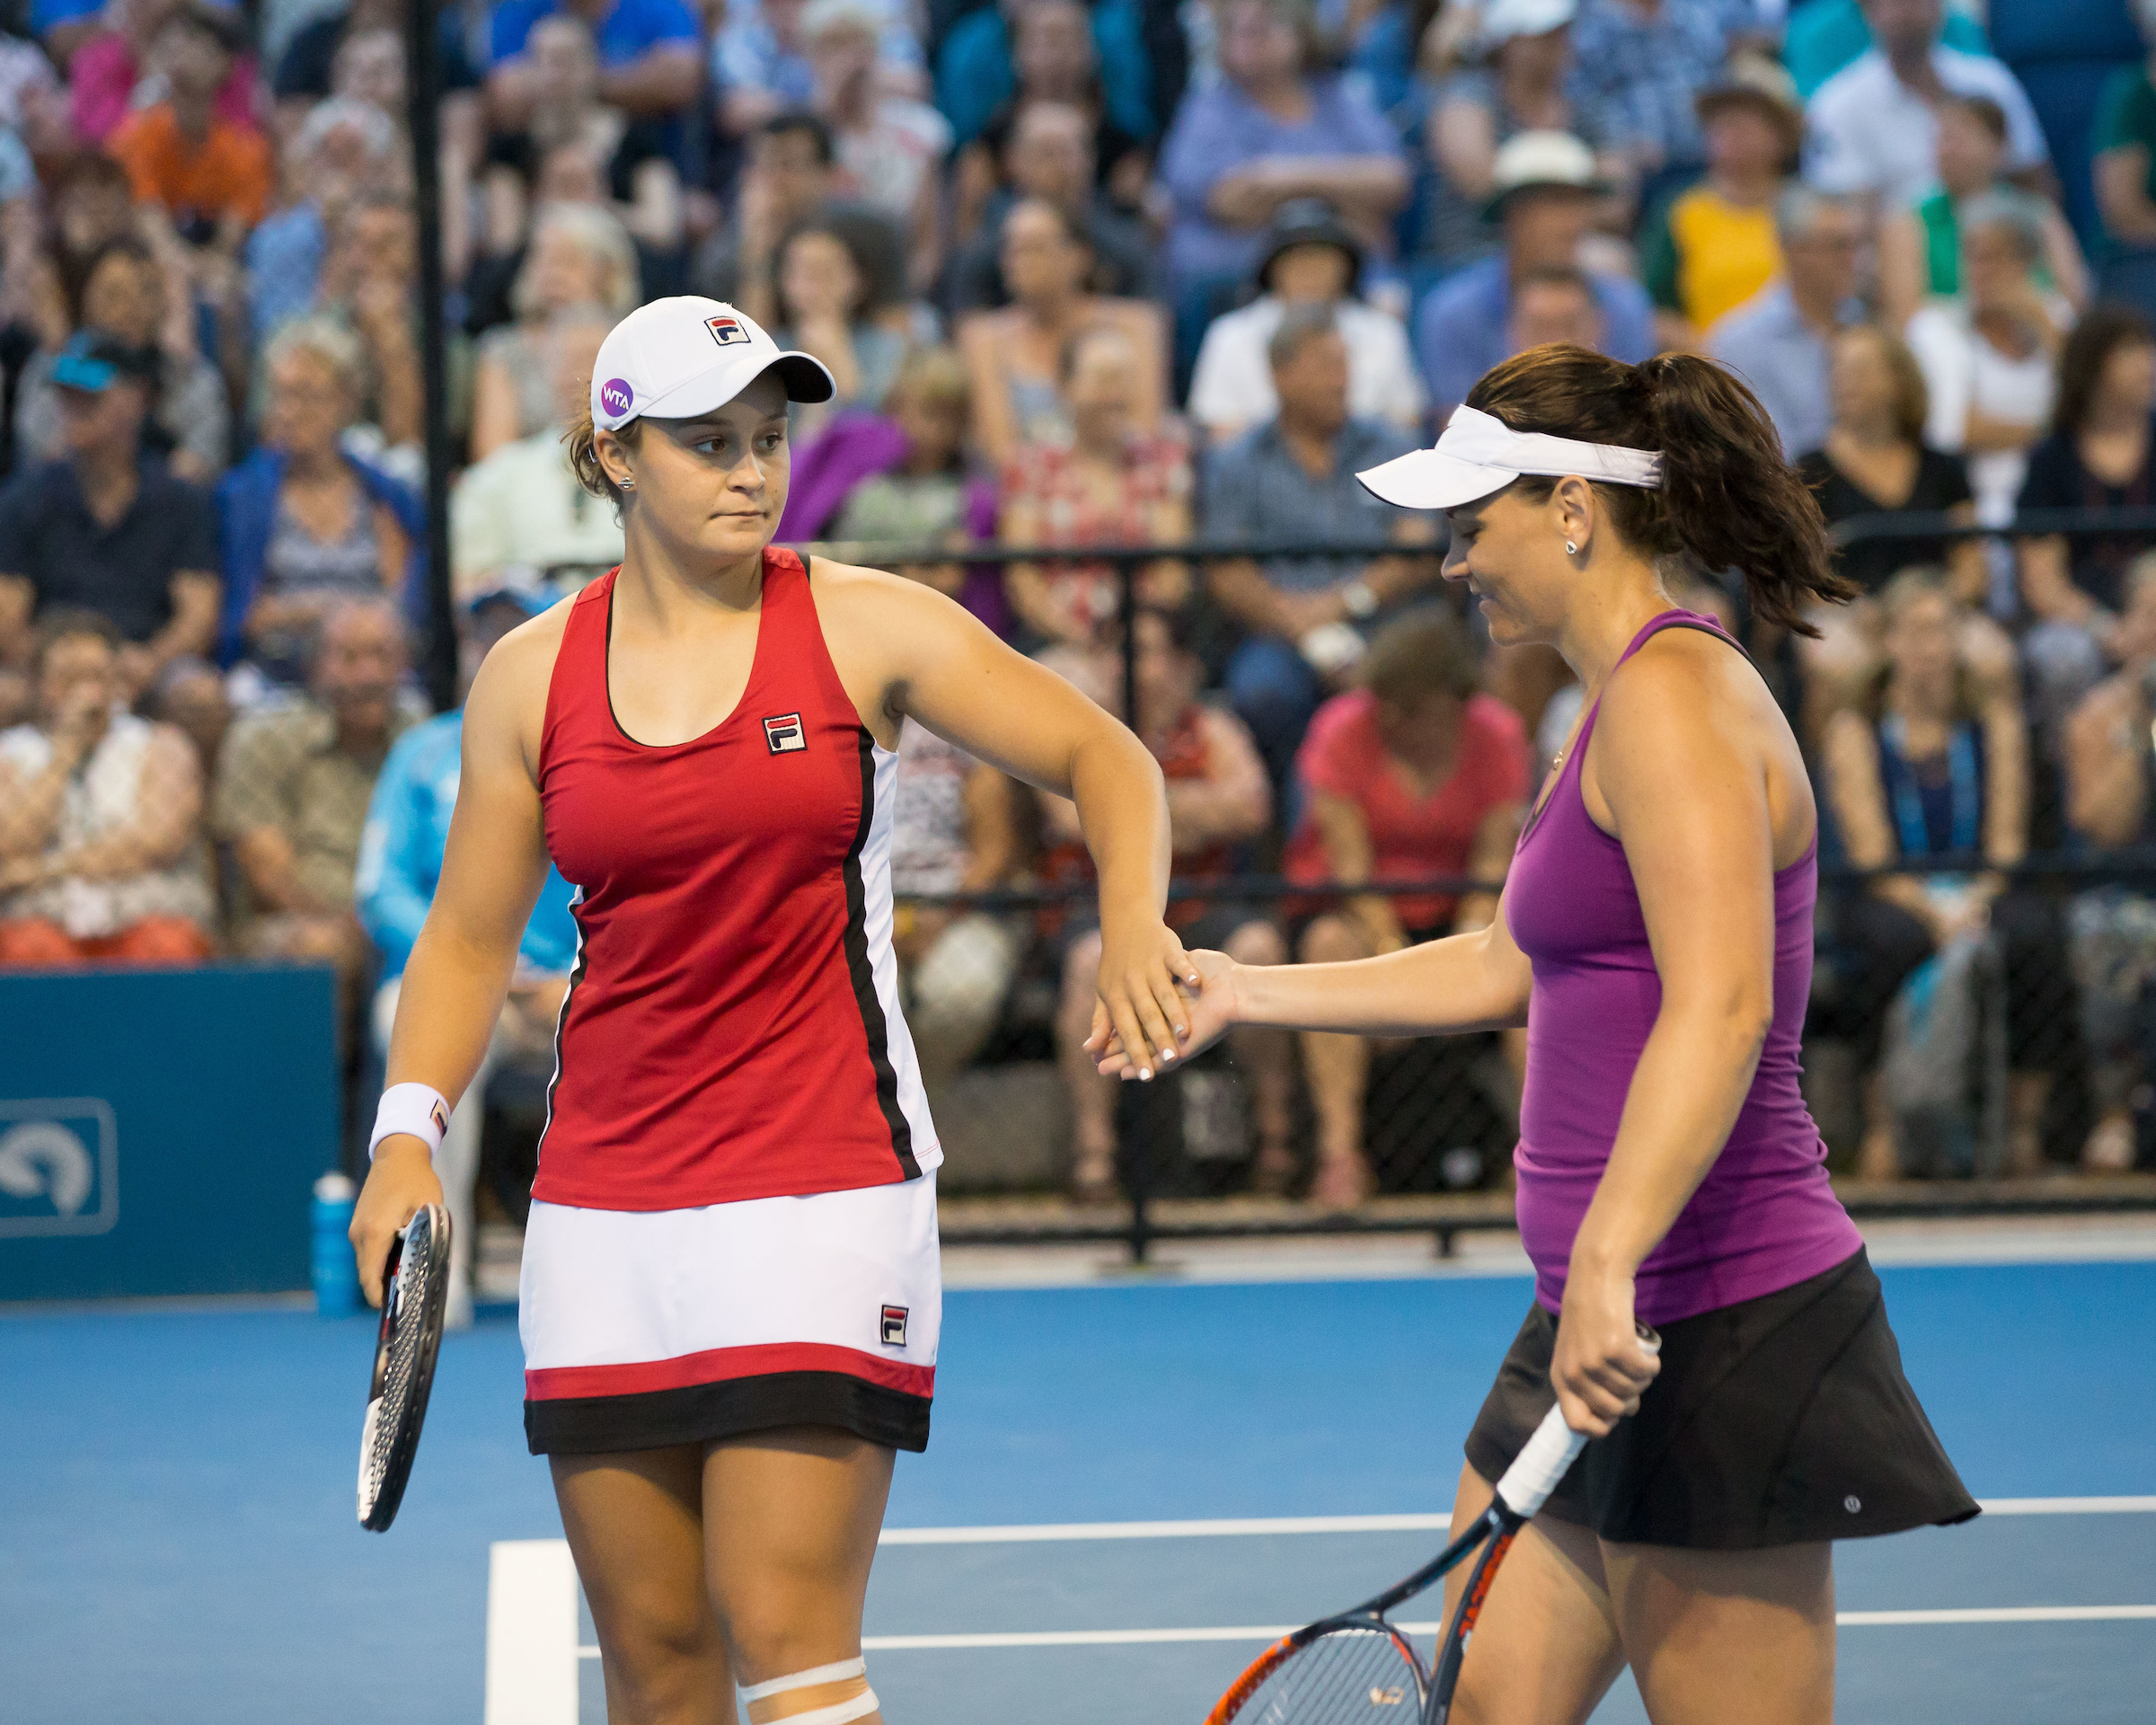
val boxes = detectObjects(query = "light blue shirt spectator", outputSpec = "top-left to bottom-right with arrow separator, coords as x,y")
244,203 -> 327,343
717,0 -> 920,107
356,711 -> 580,982
1706,281 -> 1845,457
1413,255 -> 1654,414
1159,74 -> 1403,289
1566,0 -> 1755,170
935,0 -> 1154,150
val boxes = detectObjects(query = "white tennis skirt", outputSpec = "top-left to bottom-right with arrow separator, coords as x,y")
518,1172 -> 941,1455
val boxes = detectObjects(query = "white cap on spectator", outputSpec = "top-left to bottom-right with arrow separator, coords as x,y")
588,297 -> 835,433
1357,405 -> 1662,511
1480,0 -> 1576,45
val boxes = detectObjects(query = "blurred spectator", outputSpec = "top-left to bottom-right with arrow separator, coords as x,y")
829,344 -> 983,560
1188,198 -> 1422,445
1158,0 -> 1406,340
1563,0 -> 1756,192
212,592 -> 411,985
144,650 -> 230,782
773,214 -> 915,432
1040,606 -> 1292,1202
943,99 -> 1157,314
15,237 -> 230,482
471,202 -> 639,458
935,0 -> 1157,158
1284,608 -> 1529,1206
107,4 -> 273,243
691,110 -> 907,328
1802,0 -> 2047,212
0,333 -> 219,696
1882,93 -> 2086,331
68,0 -> 261,148
358,588 -> 579,1324
1905,190 -> 2062,528
243,96 -> 406,341
1796,321 -> 1999,726
1820,567 -> 2065,1177
2015,305 -> 2156,734
307,194 -> 428,480
1000,325 -> 1188,646
1507,260 -> 1603,347
1415,130 -> 1651,418
486,0 -> 702,129
1202,305 -> 1436,789
717,0 -> 925,140
950,0 -> 1152,240
1639,56 -> 1798,349
802,0 -> 952,290
276,0 -> 484,125
2096,13 -> 2156,254
22,154 -> 140,339
478,15 -> 682,265
956,196 -> 1164,465
1781,0 -> 1989,99
888,716 -> 1023,1085
1422,0 -> 1609,273
0,607 -> 215,967
1708,184 -> 1865,456
2062,557 -> 2156,1171
219,318 -> 423,677
453,313 -> 625,601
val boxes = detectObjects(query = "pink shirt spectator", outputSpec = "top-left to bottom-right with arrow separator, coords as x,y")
1285,688 -> 1530,929
999,432 -> 1189,634
69,32 -> 259,144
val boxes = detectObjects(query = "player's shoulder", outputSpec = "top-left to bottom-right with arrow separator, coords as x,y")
1602,618 -> 1756,736
805,553 -> 968,622
465,595 -> 577,730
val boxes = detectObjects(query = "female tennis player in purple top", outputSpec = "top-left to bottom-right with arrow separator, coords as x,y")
1092,345 -> 1977,1722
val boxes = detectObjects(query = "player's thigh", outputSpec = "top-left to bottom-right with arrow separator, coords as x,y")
1603,1539 -> 1833,1725
1443,1462 -> 1627,1725
702,1424 -> 895,1681
551,1446 -> 729,1701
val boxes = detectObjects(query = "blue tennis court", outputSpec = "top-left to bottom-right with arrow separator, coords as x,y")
4,1243 -> 2152,1724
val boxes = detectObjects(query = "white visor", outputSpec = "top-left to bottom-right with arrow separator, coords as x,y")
1356,405 -> 1663,511
589,296 -> 835,432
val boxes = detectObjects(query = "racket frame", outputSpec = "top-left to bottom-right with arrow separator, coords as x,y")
358,1202 -> 452,1533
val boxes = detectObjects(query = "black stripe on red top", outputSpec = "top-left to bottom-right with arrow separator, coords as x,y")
843,728 -> 921,1179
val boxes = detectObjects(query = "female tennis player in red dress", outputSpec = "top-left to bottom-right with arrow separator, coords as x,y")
350,297 -> 1196,1725
1098,347 -> 1977,1724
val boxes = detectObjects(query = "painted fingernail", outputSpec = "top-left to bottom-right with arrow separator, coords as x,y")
1139,1068 -> 1153,1080
1159,1048 -> 1174,1062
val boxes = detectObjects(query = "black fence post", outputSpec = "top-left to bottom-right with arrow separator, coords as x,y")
1118,554 -> 1153,1265
407,0 -> 456,715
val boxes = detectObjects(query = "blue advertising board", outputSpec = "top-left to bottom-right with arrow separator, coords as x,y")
0,963 -> 338,1300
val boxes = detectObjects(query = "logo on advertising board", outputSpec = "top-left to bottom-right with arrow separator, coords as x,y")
0,1098 -> 118,1236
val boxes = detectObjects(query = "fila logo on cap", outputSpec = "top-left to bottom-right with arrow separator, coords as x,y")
764,712 -> 806,753
706,314 -> 749,347
880,1304 -> 909,1347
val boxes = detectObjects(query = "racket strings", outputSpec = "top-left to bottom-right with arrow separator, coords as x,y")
362,1219 -> 437,1507
1235,1625 -> 1425,1724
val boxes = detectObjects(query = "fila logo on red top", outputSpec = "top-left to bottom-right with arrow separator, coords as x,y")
880,1305 -> 908,1347
764,712 -> 807,754
706,314 -> 749,347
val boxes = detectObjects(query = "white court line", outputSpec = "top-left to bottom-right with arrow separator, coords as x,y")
876,1498 -> 2156,1544
486,1540 -> 580,1725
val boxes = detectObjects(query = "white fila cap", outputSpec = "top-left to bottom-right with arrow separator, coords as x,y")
1356,404 -> 1662,511
588,296 -> 835,432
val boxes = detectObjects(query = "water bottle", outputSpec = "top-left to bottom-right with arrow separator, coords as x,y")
313,1172 -> 360,1317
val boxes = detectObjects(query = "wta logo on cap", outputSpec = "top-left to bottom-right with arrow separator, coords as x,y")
598,377 -> 634,418
706,314 -> 750,347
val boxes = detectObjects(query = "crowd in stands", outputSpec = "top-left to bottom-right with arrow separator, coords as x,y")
5,0 -> 2156,1197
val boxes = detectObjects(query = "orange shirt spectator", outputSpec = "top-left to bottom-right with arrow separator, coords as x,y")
110,104 -> 273,229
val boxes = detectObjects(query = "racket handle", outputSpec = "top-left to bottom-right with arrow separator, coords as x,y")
1493,1322 -> 1660,1520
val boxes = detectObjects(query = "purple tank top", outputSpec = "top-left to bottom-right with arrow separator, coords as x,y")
1505,609 -> 1862,1325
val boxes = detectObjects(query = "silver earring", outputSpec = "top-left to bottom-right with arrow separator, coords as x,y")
619,477 -> 634,490
1564,539 -> 1577,555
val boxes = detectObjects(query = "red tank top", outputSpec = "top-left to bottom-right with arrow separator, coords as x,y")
534,549 -> 940,1211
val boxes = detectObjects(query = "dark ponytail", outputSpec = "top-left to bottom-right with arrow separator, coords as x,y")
1464,345 -> 1855,636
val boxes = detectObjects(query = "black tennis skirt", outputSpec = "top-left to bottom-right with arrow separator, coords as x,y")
1463,1246 -> 1979,1548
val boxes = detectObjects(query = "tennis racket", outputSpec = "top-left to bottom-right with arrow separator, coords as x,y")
357,1203 -> 452,1532
1206,1324 -> 1659,1724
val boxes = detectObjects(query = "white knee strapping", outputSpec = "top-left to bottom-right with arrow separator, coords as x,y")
739,1658 -> 878,1725
738,1659 -> 866,1703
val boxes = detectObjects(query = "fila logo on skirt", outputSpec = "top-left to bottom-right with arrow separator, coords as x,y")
763,712 -> 807,754
880,1305 -> 909,1347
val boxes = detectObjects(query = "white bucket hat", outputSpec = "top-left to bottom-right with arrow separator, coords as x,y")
588,296 -> 835,433
1356,404 -> 1663,511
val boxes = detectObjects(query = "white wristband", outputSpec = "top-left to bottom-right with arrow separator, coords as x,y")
368,1083 -> 450,1163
